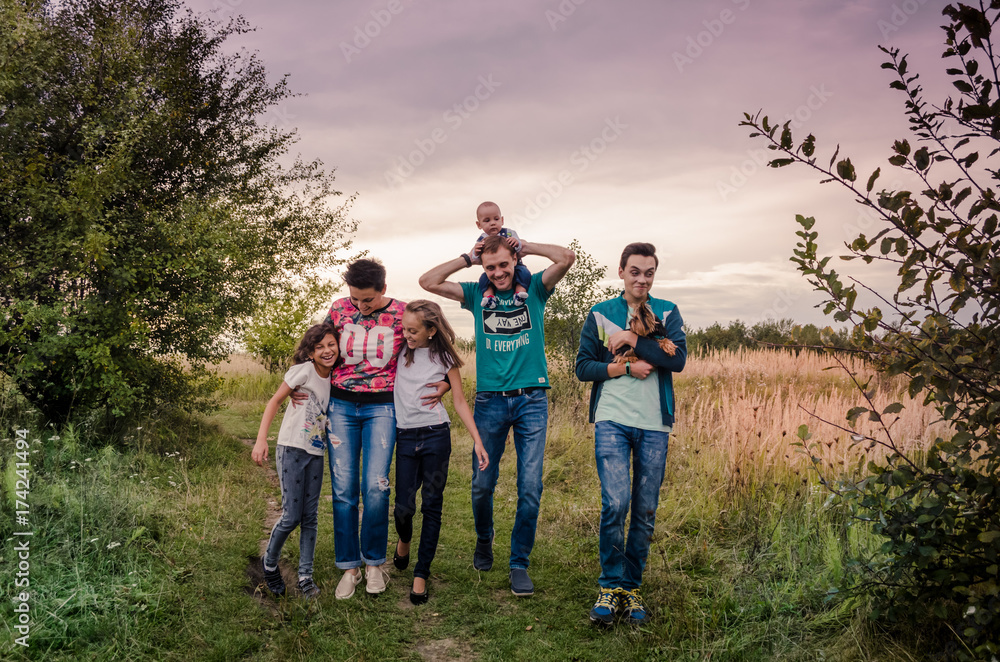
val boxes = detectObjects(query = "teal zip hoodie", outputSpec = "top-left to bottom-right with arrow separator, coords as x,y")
574,293 -> 687,426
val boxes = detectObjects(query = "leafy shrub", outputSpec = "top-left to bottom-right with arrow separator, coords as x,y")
744,4 -> 1000,658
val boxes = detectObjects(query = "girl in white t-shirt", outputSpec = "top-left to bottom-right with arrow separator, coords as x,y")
251,323 -> 340,599
392,300 -> 489,604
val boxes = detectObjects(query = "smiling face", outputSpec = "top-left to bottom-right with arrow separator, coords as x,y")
481,244 -> 517,292
349,285 -> 387,316
475,203 -> 504,236
619,254 -> 657,306
310,333 -> 340,376
401,310 -> 434,349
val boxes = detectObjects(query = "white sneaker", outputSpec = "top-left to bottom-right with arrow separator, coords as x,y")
365,564 -> 389,594
335,569 -> 362,600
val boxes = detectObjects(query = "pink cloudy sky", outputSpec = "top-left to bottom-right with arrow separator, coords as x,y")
187,0 -> 947,335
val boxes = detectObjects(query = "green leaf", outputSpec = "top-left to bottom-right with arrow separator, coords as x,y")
836,158 -> 857,182
978,531 -> 1000,544
847,406 -> 869,422
866,167 -> 880,193
949,272 -> 967,292
801,134 -> 816,157
953,79 -> 974,93
780,124 -> 793,149
882,402 -> 904,415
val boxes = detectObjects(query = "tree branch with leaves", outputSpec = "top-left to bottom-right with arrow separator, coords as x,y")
743,3 -> 1000,657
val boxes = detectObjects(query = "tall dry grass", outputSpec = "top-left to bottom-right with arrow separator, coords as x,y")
677,348 -> 950,483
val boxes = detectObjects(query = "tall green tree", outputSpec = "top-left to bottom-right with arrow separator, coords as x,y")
743,3 -> 999,657
0,0 -> 354,422
544,239 -> 617,367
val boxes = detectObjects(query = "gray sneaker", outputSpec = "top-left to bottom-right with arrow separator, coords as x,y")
509,568 -> 534,597
297,576 -> 320,600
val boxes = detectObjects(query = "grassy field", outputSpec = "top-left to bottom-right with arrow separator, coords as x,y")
0,349 -> 948,660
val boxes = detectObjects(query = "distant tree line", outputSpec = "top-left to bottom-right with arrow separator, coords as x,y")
684,319 -> 856,354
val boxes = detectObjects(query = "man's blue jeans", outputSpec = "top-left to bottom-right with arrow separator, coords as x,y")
471,388 -> 548,570
327,400 -> 396,569
594,420 -> 669,590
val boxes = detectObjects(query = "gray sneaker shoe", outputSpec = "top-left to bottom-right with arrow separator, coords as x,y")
473,536 -> 494,571
297,576 -> 320,600
509,568 -> 534,597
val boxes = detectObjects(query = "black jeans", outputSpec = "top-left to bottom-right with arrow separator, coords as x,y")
393,423 -> 451,579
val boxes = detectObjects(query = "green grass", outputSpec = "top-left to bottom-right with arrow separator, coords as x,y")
0,366 -> 935,661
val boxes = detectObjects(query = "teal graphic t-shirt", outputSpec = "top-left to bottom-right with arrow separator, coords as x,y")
461,271 -> 552,392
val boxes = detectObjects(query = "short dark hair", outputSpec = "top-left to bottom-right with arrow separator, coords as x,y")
481,235 -> 516,259
344,258 -> 386,290
619,242 -> 658,270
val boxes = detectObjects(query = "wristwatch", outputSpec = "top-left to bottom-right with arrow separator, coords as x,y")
625,362 -> 631,377
461,253 -> 472,267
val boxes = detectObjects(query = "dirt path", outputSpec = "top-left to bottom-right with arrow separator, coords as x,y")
240,438 -> 296,608
237,438 -> 477,660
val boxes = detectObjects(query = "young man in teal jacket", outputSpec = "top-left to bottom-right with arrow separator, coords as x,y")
575,242 -> 686,626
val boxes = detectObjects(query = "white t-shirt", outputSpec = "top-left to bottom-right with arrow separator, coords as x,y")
393,347 -> 451,429
277,362 -> 331,456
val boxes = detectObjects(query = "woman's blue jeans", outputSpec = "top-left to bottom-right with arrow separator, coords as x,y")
326,400 -> 396,568
594,420 -> 669,590
471,388 -> 548,570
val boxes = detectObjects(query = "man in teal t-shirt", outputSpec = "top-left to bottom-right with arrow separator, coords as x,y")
420,234 -> 575,597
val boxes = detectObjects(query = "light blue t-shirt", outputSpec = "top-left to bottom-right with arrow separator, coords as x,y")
594,305 -> 672,432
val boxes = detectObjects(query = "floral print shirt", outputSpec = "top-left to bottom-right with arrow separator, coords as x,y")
326,297 -> 406,394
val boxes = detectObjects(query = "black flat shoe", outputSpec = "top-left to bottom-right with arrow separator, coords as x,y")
409,588 -> 429,605
393,542 -> 409,570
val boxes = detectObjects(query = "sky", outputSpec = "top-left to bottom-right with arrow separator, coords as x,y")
185,0 -> 948,336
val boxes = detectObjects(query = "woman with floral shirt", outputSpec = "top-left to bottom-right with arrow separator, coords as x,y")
310,259 -> 445,599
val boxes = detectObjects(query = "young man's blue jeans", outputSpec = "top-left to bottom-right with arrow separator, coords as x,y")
594,420 -> 669,590
471,388 -> 548,570
326,400 -> 396,569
